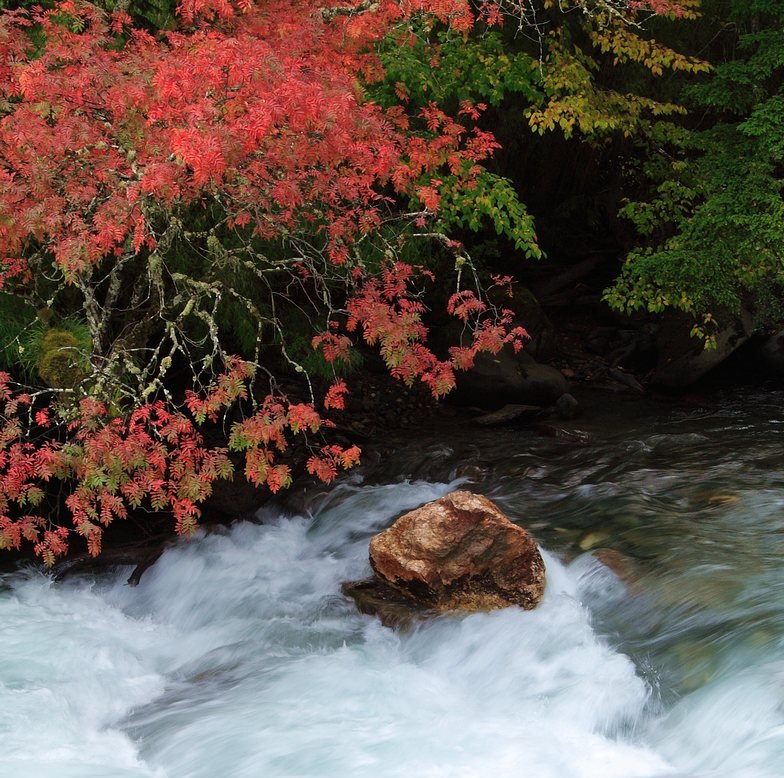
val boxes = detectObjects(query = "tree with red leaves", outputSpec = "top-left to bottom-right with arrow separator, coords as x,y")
0,0 -> 696,562
0,0 -> 533,562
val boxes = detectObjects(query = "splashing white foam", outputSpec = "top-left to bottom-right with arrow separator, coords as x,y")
3,479 -> 762,778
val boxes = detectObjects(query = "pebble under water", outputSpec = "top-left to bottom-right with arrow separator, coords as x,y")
2,388 -> 784,778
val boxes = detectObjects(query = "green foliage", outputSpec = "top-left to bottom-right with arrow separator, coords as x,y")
728,0 -> 784,24
607,2 -> 784,323
122,0 -> 176,30
24,322 -> 92,388
755,279 -> 784,326
373,24 -> 544,258
617,174 -> 698,239
0,293 -> 38,370
375,28 -> 541,109
217,296 -> 261,358
526,32 -> 700,140
275,308 -> 363,380
686,28 -> 784,114
436,171 -> 542,257
609,126 -> 784,315
740,94 -> 784,159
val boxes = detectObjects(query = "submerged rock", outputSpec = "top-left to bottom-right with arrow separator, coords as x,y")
341,579 -> 431,629
534,423 -> 593,444
578,529 -> 611,552
366,490 -> 545,613
555,392 -> 581,419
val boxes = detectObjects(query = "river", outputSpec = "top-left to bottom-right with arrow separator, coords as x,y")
2,388 -> 783,777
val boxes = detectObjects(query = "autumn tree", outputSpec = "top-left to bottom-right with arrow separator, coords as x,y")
0,0 -> 536,562
0,0 -> 697,563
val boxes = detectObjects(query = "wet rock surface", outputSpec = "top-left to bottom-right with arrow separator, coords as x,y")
358,490 -> 546,616
450,346 -> 570,410
473,403 -> 544,426
341,579 -> 432,629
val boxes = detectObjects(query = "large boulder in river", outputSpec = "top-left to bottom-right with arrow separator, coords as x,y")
652,308 -> 753,388
451,347 -> 569,409
753,327 -> 784,375
368,491 -> 545,612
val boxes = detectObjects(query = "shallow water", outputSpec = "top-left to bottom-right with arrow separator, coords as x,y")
3,389 -> 784,777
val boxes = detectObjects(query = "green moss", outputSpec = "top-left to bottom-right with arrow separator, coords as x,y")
36,327 -> 91,389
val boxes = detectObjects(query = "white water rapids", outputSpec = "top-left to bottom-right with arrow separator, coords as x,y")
3,392 -> 784,777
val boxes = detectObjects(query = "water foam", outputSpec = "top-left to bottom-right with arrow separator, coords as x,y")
1,480 -> 672,778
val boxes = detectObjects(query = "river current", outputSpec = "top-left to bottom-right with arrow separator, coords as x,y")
2,388 -> 784,777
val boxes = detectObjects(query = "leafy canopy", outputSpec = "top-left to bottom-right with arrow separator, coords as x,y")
606,0 -> 784,333
0,0 -> 697,562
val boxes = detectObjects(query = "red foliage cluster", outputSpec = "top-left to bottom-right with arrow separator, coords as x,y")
0,0 -> 497,277
0,373 -> 233,564
337,263 -> 527,397
627,0 -> 696,17
0,362 -> 366,562
0,0 -> 527,562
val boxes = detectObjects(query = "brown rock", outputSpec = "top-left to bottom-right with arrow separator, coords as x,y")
341,579 -> 431,630
653,307 -> 753,388
592,549 -> 642,595
368,491 -> 545,612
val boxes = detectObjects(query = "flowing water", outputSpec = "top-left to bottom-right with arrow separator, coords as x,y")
3,388 -> 784,778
